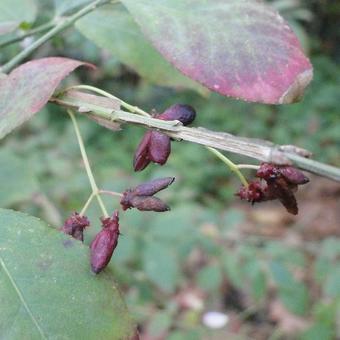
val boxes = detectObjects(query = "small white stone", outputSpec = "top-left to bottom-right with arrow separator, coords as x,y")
202,311 -> 229,329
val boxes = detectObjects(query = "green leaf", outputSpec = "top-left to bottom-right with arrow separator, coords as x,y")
53,0 -> 91,15
142,241 -> 180,293
270,261 -> 309,315
76,5 -> 204,93
120,0 -> 312,104
148,311 -> 172,338
0,149 -> 39,207
301,324 -> 335,340
0,209 -> 135,339
324,266 -> 340,298
197,264 -> 223,292
222,254 -> 243,287
244,260 -> 267,301
0,0 -> 37,27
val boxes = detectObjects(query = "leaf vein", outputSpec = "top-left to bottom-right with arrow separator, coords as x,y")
0,256 -> 47,339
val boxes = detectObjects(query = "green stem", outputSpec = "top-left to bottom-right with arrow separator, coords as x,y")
207,147 -> 249,187
68,110 -> 109,217
0,0 -> 110,73
65,85 -> 151,117
99,190 -> 123,198
80,192 -> 95,216
237,164 -> 260,170
0,20 -> 56,49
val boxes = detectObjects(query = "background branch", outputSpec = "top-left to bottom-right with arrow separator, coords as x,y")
51,90 -> 340,182
0,0 -> 111,73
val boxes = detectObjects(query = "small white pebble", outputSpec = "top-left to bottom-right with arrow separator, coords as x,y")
202,311 -> 229,329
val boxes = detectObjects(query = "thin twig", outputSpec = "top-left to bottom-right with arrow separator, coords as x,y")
0,20 -> 56,49
51,90 -> 340,182
66,85 -> 151,117
207,147 -> 249,186
80,192 -> 95,216
99,190 -> 123,198
0,0 -> 110,73
237,164 -> 261,170
68,110 -> 109,217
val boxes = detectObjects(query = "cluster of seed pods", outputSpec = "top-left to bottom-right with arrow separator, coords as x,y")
61,177 -> 175,273
134,104 -> 196,171
237,163 -> 309,215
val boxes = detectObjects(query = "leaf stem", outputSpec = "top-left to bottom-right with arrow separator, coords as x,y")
68,110 -> 109,217
0,20 -> 57,49
65,85 -> 151,117
99,190 -> 123,198
80,192 -> 95,216
206,146 -> 249,186
0,0 -> 110,73
237,164 -> 260,170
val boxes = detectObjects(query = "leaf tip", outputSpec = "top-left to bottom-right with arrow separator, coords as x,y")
279,68 -> 313,104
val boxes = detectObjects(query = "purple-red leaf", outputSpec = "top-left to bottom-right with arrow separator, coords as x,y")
120,0 -> 313,104
0,57 -> 94,139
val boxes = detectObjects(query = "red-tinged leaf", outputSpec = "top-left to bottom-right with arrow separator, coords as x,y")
120,0 -> 313,104
0,57 -> 94,139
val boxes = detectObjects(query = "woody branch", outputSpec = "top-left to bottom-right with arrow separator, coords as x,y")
51,90 -> 340,182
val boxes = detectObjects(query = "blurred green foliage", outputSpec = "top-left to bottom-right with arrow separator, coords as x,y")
0,0 -> 339,338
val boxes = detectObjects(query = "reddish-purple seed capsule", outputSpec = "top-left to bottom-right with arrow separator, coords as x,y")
278,166 -> 309,185
90,211 -> 120,274
133,104 -> 196,171
120,177 -> 175,212
159,104 -> 196,126
149,131 -> 171,165
256,163 -> 280,180
130,196 -> 170,212
61,212 -> 90,242
236,181 -> 265,204
265,178 -> 298,215
133,131 -> 152,171
134,177 -> 175,196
